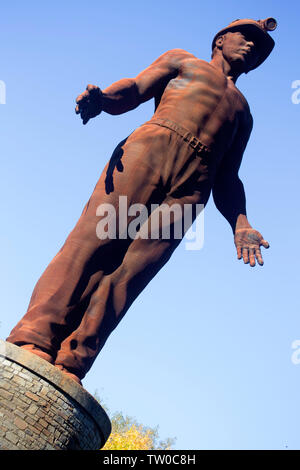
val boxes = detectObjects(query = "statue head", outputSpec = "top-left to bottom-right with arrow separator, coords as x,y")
211,18 -> 277,73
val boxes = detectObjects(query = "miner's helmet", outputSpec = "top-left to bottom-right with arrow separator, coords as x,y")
212,18 -> 277,70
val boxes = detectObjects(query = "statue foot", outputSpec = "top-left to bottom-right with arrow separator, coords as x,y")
19,344 -> 55,364
18,344 -> 82,385
54,364 -> 82,386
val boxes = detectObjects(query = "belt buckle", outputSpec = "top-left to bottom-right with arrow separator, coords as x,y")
190,136 -> 199,150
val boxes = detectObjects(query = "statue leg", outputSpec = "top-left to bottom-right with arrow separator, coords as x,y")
7,122 -> 210,381
5,124 -> 171,361
54,188 -> 204,380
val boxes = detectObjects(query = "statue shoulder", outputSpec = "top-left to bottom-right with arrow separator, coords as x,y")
159,48 -> 197,65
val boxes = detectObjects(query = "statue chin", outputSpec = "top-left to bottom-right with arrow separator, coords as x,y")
230,57 -> 249,75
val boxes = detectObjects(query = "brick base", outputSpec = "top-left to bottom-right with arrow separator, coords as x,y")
0,340 -> 111,450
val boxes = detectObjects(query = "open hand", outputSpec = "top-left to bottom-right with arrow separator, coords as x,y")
75,84 -> 103,125
234,228 -> 269,267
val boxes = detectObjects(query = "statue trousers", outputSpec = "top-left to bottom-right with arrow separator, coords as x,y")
7,117 -> 212,379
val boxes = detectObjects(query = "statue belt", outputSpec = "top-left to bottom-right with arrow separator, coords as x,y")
144,117 -> 211,155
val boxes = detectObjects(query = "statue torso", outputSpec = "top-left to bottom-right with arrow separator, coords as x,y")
153,56 -> 252,161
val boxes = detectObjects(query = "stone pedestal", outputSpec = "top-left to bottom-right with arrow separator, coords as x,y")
0,340 -> 111,450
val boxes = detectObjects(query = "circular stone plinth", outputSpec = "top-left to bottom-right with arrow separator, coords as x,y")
0,339 -> 111,450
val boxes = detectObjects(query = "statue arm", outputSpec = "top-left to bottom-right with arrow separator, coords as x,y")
213,116 -> 253,231
75,49 -> 191,123
102,49 -> 190,114
212,116 -> 269,266
214,174 -> 249,231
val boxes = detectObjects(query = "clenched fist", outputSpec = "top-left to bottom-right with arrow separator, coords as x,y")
75,84 -> 103,125
234,228 -> 269,267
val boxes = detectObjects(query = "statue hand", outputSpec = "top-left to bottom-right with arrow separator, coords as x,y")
75,84 -> 103,125
234,228 -> 269,267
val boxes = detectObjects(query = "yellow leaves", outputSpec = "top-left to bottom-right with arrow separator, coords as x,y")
94,392 -> 176,451
102,424 -> 155,450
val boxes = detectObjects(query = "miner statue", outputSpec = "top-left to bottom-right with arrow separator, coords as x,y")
7,18 -> 277,384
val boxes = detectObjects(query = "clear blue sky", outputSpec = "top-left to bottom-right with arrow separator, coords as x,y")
1,0 -> 299,450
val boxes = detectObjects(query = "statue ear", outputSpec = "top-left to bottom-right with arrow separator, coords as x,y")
215,35 -> 225,49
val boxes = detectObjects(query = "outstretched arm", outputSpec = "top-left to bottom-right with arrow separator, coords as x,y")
212,116 -> 269,267
75,49 -> 192,124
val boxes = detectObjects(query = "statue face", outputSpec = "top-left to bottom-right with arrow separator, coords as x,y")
218,30 -> 261,72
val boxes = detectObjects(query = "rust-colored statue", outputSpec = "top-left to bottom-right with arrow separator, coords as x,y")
7,18 -> 277,384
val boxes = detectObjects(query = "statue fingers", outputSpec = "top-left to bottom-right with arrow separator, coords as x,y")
236,245 -> 242,260
260,239 -> 270,249
75,102 -> 87,114
249,248 -> 256,267
255,247 -> 264,266
80,108 -> 90,125
76,90 -> 90,105
82,114 -> 90,125
242,247 -> 249,264
86,84 -> 100,94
